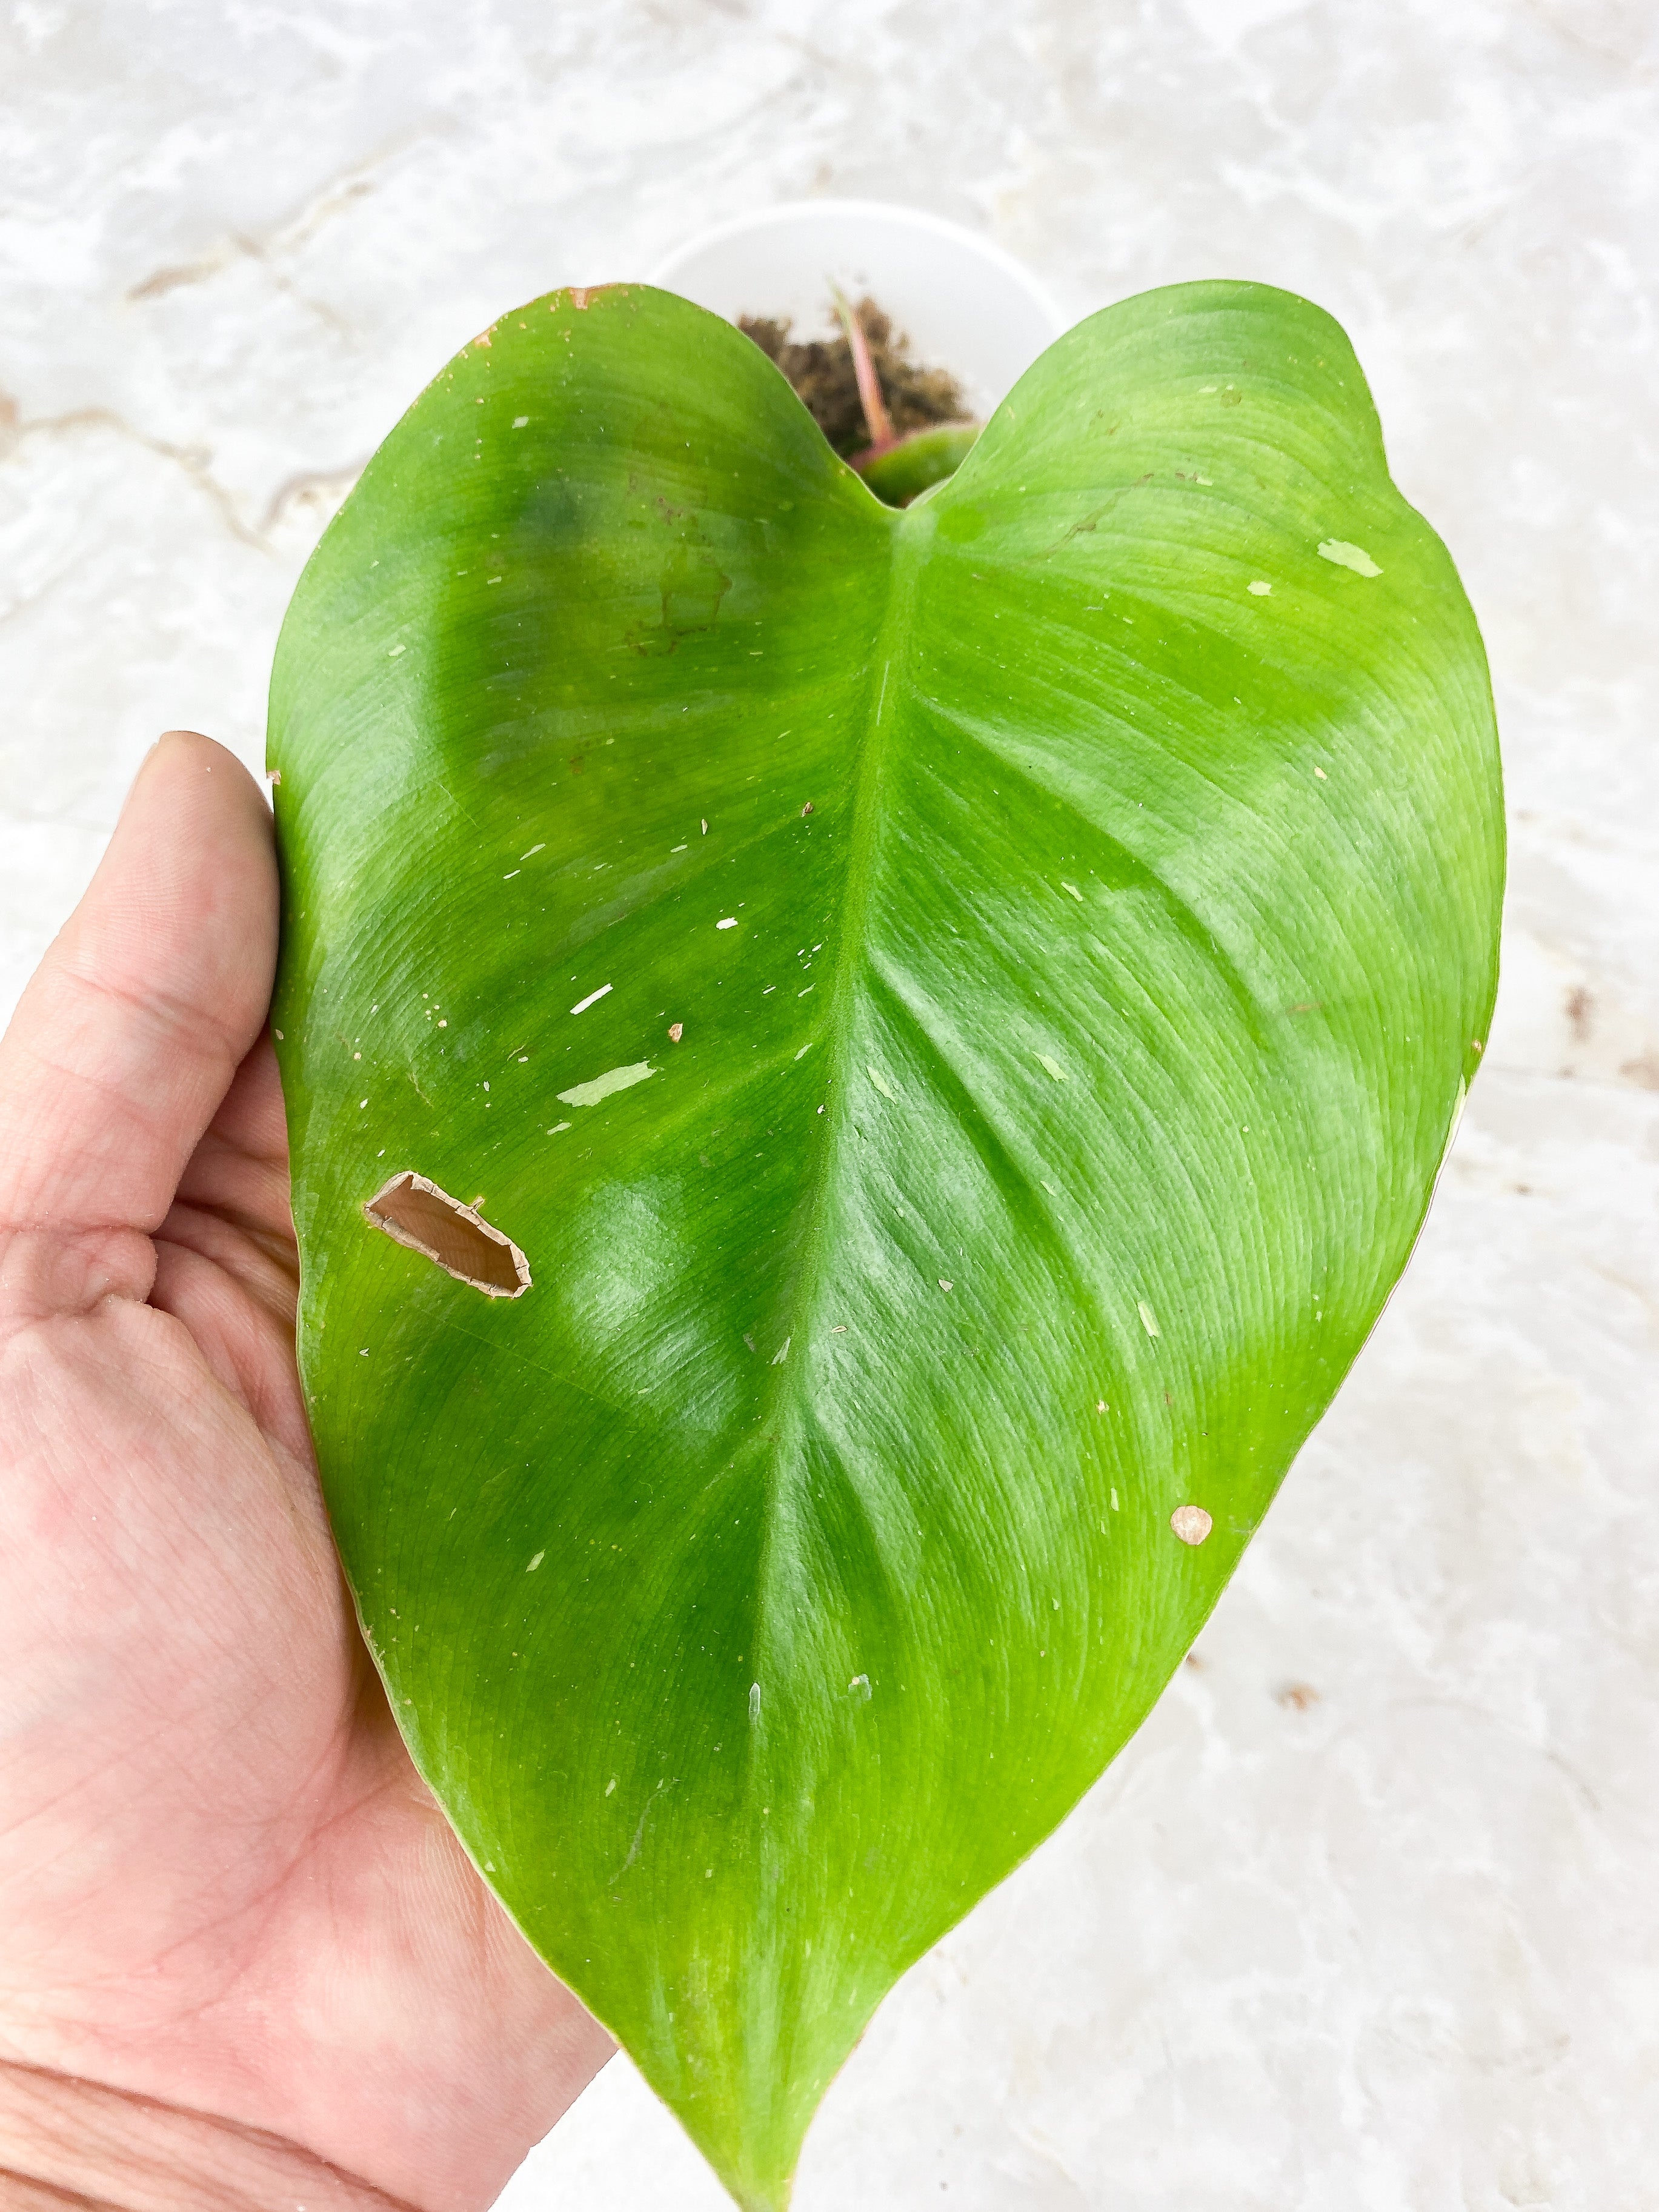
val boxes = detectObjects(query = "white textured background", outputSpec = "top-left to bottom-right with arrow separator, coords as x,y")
4,2 -> 1657,2206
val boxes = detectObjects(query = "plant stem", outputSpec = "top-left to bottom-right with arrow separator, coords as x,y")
831,286 -> 895,455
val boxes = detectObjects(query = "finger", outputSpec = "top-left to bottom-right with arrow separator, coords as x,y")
150,1224 -> 311,1461
153,1033 -> 311,1450
170,1032 -> 296,1265
0,732 -> 277,1304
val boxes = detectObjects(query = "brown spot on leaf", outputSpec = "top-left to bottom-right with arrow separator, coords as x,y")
1170,1504 -> 1212,1546
364,1172 -> 530,1297
1277,1682 -> 1320,1712
1565,985 -> 1594,1043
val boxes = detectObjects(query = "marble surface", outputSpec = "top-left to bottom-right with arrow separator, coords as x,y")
4,1 -> 1657,2205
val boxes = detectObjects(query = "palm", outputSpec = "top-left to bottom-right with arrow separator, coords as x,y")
0,736 -> 608,2209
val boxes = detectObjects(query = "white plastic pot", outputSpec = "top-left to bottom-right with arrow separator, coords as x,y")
648,199 -> 1067,423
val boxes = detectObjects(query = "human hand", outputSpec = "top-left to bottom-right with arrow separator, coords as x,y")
0,735 -> 611,2210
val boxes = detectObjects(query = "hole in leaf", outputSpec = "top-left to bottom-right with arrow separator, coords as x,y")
363,1171 -> 531,1298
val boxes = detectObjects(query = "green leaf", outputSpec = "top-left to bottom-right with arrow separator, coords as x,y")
269,281 -> 1501,2207
856,420 -> 981,505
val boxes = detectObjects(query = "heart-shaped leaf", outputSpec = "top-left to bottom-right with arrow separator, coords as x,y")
269,281 -> 1501,2207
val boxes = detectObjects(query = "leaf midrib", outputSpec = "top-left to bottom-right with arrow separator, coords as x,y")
739,491 -> 923,1762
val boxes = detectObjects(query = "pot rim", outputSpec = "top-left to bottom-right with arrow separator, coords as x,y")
648,196 -> 1065,334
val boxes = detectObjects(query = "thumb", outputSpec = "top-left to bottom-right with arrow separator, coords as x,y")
0,731 -> 278,1316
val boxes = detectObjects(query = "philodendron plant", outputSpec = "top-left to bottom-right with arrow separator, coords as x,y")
268,278 -> 1503,2208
